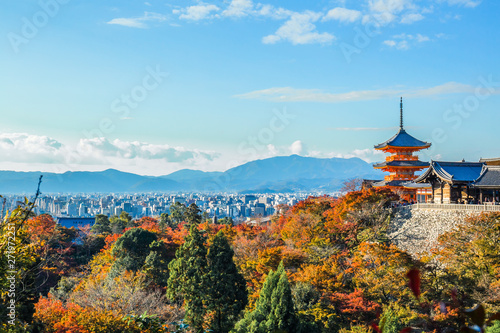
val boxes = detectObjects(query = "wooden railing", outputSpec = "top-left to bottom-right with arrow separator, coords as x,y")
409,203 -> 500,212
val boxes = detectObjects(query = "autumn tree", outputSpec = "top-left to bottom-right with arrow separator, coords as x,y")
341,177 -> 363,193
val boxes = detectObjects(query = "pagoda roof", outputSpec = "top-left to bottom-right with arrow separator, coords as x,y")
373,160 -> 429,168
415,160 -> 484,184
375,128 -> 431,150
473,165 -> 500,188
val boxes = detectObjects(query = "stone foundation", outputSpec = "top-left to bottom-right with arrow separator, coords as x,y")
387,207 -> 481,256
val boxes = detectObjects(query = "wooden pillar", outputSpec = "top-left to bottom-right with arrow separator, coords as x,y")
440,182 -> 444,204
480,189 -> 483,204
431,183 -> 435,203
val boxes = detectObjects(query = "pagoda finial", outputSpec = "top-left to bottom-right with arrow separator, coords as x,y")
400,97 -> 403,129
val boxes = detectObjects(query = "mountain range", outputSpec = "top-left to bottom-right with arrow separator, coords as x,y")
0,155 -> 382,194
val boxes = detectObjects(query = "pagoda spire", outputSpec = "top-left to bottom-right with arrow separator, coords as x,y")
400,97 -> 403,129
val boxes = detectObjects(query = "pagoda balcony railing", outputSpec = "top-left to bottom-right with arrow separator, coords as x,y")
386,155 -> 418,162
384,175 -> 417,182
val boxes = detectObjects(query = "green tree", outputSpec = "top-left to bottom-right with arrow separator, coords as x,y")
110,228 -> 157,275
109,215 -> 126,234
167,225 -> 208,333
159,213 -> 169,231
186,203 -> 202,226
91,214 -> 111,234
218,217 -> 234,226
207,231 -> 248,333
232,261 -> 298,333
169,202 -> 187,226
120,211 -> 134,228
143,240 -> 171,287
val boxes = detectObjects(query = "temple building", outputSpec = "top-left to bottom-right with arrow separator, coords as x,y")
415,161 -> 500,204
414,161 -> 484,204
371,98 -> 431,202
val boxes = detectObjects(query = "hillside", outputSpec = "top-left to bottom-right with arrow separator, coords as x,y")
0,155 -> 382,193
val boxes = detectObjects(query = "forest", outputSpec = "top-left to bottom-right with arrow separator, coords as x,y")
1,186 -> 499,332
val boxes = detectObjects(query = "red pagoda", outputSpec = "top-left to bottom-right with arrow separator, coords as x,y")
372,98 -> 431,202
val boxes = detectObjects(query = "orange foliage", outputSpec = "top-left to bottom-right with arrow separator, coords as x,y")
103,233 -> 121,250
34,294 -> 141,333
135,216 -> 160,233
26,214 -> 57,242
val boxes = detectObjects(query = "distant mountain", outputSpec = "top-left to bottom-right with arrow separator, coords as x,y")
0,155 -> 382,194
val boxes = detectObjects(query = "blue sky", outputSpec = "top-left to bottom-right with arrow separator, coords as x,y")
1,0 -> 499,175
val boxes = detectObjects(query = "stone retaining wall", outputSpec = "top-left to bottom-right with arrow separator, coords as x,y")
387,207 -> 481,256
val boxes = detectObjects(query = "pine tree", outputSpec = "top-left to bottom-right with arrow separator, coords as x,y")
232,261 -> 299,333
207,231 -> 248,333
167,225 -> 208,333
91,214 -> 111,234
186,203 -> 202,226
268,264 -> 297,332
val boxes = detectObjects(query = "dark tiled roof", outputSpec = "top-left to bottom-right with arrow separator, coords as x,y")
373,160 -> 429,168
474,166 -> 500,188
403,182 -> 432,189
375,128 -> 431,149
415,161 -> 484,183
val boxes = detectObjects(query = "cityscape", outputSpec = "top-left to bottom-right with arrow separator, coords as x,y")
2,0 -> 499,332
2,191 -> 336,223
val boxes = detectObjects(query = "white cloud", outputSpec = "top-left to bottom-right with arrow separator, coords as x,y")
267,144 -> 278,156
400,12 -> 424,24
383,40 -> 397,47
0,133 -> 65,164
235,81 -> 499,103
332,148 -> 385,163
107,12 -> 167,28
369,0 -> 415,14
415,33 -> 430,42
323,7 -> 362,23
256,5 -> 292,19
78,138 -> 218,163
289,140 -> 304,155
222,0 -> 254,18
0,133 -> 224,176
442,0 -> 481,8
262,11 -> 335,45
384,33 -> 430,49
367,0 -> 415,24
174,4 -> 220,21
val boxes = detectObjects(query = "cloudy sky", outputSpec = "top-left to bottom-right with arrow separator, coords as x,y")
1,0 -> 499,175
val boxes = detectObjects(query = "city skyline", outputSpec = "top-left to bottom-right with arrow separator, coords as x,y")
1,0 -> 499,176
